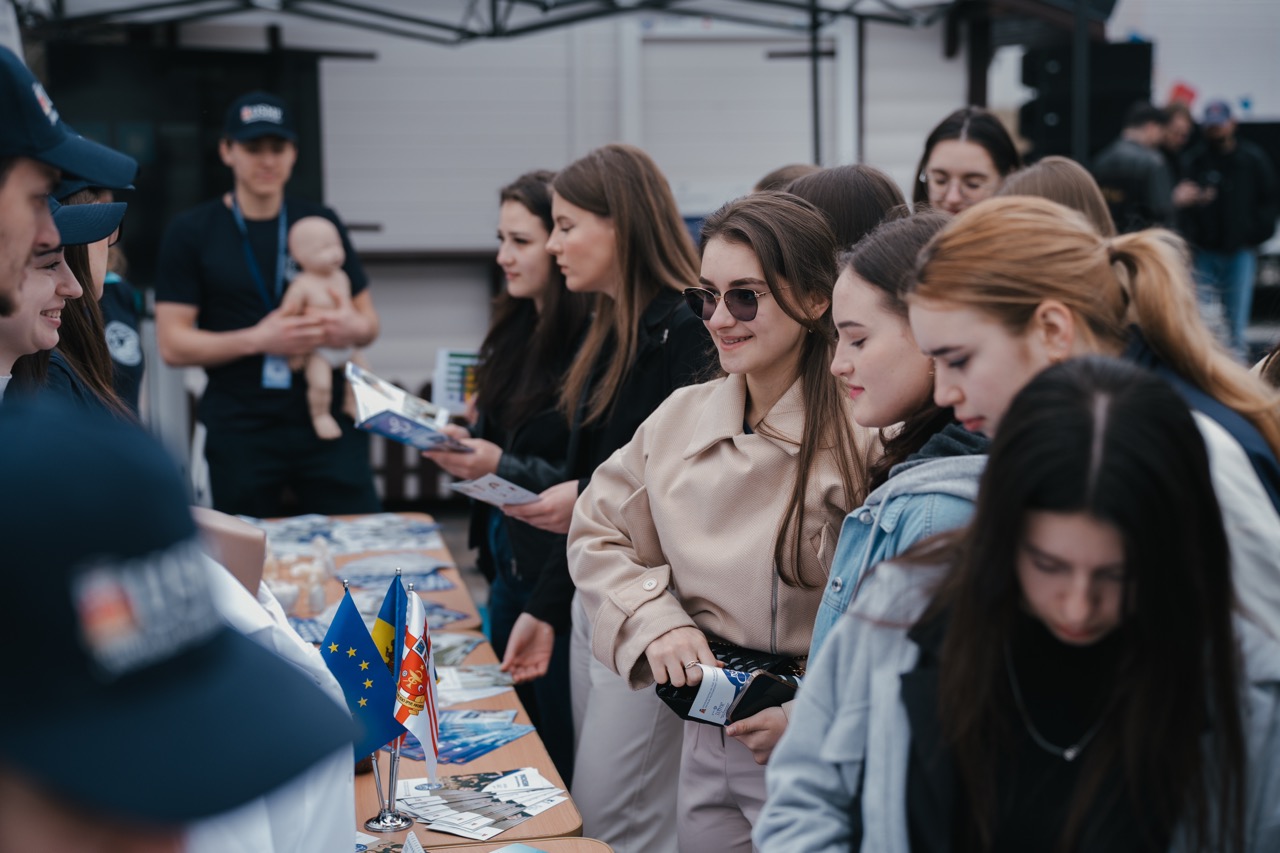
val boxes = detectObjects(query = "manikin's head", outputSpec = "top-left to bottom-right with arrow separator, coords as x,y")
288,216 -> 344,274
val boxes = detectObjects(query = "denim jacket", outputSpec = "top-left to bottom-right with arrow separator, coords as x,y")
809,425 -> 986,659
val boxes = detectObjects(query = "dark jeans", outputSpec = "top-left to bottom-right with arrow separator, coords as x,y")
488,556 -> 575,786
205,418 -> 381,518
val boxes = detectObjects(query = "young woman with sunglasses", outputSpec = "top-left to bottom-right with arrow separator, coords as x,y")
423,170 -> 590,784
810,212 -> 987,659
569,192 -> 869,851
502,144 -> 714,851
758,356 -> 1280,852
913,106 -> 1022,215
906,196 -> 1280,639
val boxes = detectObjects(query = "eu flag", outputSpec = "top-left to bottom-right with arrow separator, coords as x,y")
321,589 -> 406,758
372,575 -> 407,672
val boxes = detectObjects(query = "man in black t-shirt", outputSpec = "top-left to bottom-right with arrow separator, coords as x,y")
155,91 -> 381,517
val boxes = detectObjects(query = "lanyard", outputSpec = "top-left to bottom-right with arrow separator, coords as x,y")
230,194 -> 289,311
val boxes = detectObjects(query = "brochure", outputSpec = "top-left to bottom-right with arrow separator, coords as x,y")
346,362 -> 472,453
451,474 -> 540,507
432,348 -> 480,411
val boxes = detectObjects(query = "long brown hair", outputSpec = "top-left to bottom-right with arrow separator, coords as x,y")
554,144 -> 700,424
699,193 -> 867,588
474,170 -> 589,430
911,196 -> 1280,459
917,357 -> 1245,851
841,213 -> 953,490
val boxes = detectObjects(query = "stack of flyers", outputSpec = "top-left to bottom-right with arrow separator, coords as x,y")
385,710 -> 534,764
432,633 -> 484,667
340,552 -> 454,593
451,474 -> 539,508
244,513 -> 444,558
394,768 -> 567,841
436,664 -> 515,707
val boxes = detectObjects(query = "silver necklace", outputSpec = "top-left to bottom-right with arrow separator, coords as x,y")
1003,641 -> 1109,762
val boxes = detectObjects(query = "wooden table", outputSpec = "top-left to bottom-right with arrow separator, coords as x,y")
325,513 -> 581,848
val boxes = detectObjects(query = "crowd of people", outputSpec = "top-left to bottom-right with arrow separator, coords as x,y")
3,37 -> 1280,853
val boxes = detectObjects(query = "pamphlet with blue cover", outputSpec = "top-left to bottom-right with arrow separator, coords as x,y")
346,362 -> 472,453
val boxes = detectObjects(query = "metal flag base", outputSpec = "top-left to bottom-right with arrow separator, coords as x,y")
363,809 -> 415,833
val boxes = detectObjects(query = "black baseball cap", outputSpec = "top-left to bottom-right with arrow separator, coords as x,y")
49,196 -> 127,246
0,46 -> 138,187
0,400 -> 354,824
223,90 -> 298,142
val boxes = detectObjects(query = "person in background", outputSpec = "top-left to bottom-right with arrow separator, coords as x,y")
998,155 -> 1117,237
155,90 -> 380,517
785,164 -> 907,250
1162,101 -> 1199,208
102,241 -> 146,414
912,106 -> 1022,215
0,45 -> 134,314
0,399 -> 355,853
1090,101 -> 1174,233
907,195 -> 1280,641
570,192 -> 866,851
810,212 -> 986,658
1181,99 -> 1280,358
757,357 -> 1280,851
424,170 -> 590,784
753,162 -> 821,193
504,143 -> 715,852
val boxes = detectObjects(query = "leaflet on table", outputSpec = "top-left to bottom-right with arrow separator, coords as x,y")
346,362 -> 472,453
393,768 -> 566,841
451,474 -> 540,507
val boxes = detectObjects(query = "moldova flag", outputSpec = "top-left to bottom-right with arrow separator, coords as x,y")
372,575 -> 407,673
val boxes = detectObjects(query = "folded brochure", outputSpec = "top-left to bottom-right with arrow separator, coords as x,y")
451,474 -> 539,507
346,362 -> 472,453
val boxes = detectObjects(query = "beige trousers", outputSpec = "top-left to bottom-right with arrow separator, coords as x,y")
677,719 -> 767,852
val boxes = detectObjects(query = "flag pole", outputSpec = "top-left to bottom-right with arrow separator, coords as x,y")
362,573 -> 413,832
383,579 -> 414,808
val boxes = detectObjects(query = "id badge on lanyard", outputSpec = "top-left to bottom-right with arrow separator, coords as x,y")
231,196 -> 292,389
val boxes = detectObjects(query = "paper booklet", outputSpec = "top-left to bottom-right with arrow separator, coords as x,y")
346,362 -> 473,453
451,474 -> 539,507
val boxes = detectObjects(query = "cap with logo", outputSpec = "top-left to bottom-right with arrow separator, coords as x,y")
1202,99 -> 1233,128
0,46 -> 137,188
224,91 -> 298,143
0,399 -> 354,824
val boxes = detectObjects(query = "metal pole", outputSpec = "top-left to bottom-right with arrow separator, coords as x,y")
1071,0 -> 1090,163
810,0 -> 821,165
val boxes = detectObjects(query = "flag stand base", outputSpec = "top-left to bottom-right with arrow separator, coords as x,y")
363,809 -> 415,833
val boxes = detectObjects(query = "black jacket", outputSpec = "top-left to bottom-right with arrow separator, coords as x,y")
1180,138 -> 1280,252
527,288 -> 715,633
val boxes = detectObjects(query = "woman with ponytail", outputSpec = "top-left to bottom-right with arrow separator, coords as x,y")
906,196 -> 1280,638
809,212 -> 987,657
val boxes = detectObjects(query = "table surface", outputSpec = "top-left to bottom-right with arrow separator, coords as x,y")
362,837 -> 613,853
316,513 -> 582,848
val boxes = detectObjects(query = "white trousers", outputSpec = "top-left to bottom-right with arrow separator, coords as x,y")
570,593 -> 683,853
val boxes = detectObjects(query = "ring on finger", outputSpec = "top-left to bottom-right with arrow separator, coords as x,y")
683,660 -> 699,669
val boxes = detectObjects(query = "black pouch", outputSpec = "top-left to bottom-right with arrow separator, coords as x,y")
654,638 -> 806,727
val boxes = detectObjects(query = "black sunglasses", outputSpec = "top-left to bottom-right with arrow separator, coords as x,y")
683,286 -> 782,322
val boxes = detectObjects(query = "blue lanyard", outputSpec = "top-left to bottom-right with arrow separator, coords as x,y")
230,194 -> 288,311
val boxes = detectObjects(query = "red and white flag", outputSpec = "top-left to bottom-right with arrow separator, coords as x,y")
394,591 -> 440,782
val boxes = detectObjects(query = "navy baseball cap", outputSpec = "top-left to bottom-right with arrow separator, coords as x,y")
1202,99 -> 1233,128
49,196 -> 127,246
224,90 -> 298,142
0,400 -> 354,824
0,46 -> 138,187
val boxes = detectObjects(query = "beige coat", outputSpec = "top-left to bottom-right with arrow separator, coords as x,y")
568,373 -> 862,689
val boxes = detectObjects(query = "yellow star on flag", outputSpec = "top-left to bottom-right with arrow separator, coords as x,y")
359,660 -> 370,670
328,643 -> 338,653
358,697 -> 367,707
364,679 -> 373,689
347,647 -> 356,657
